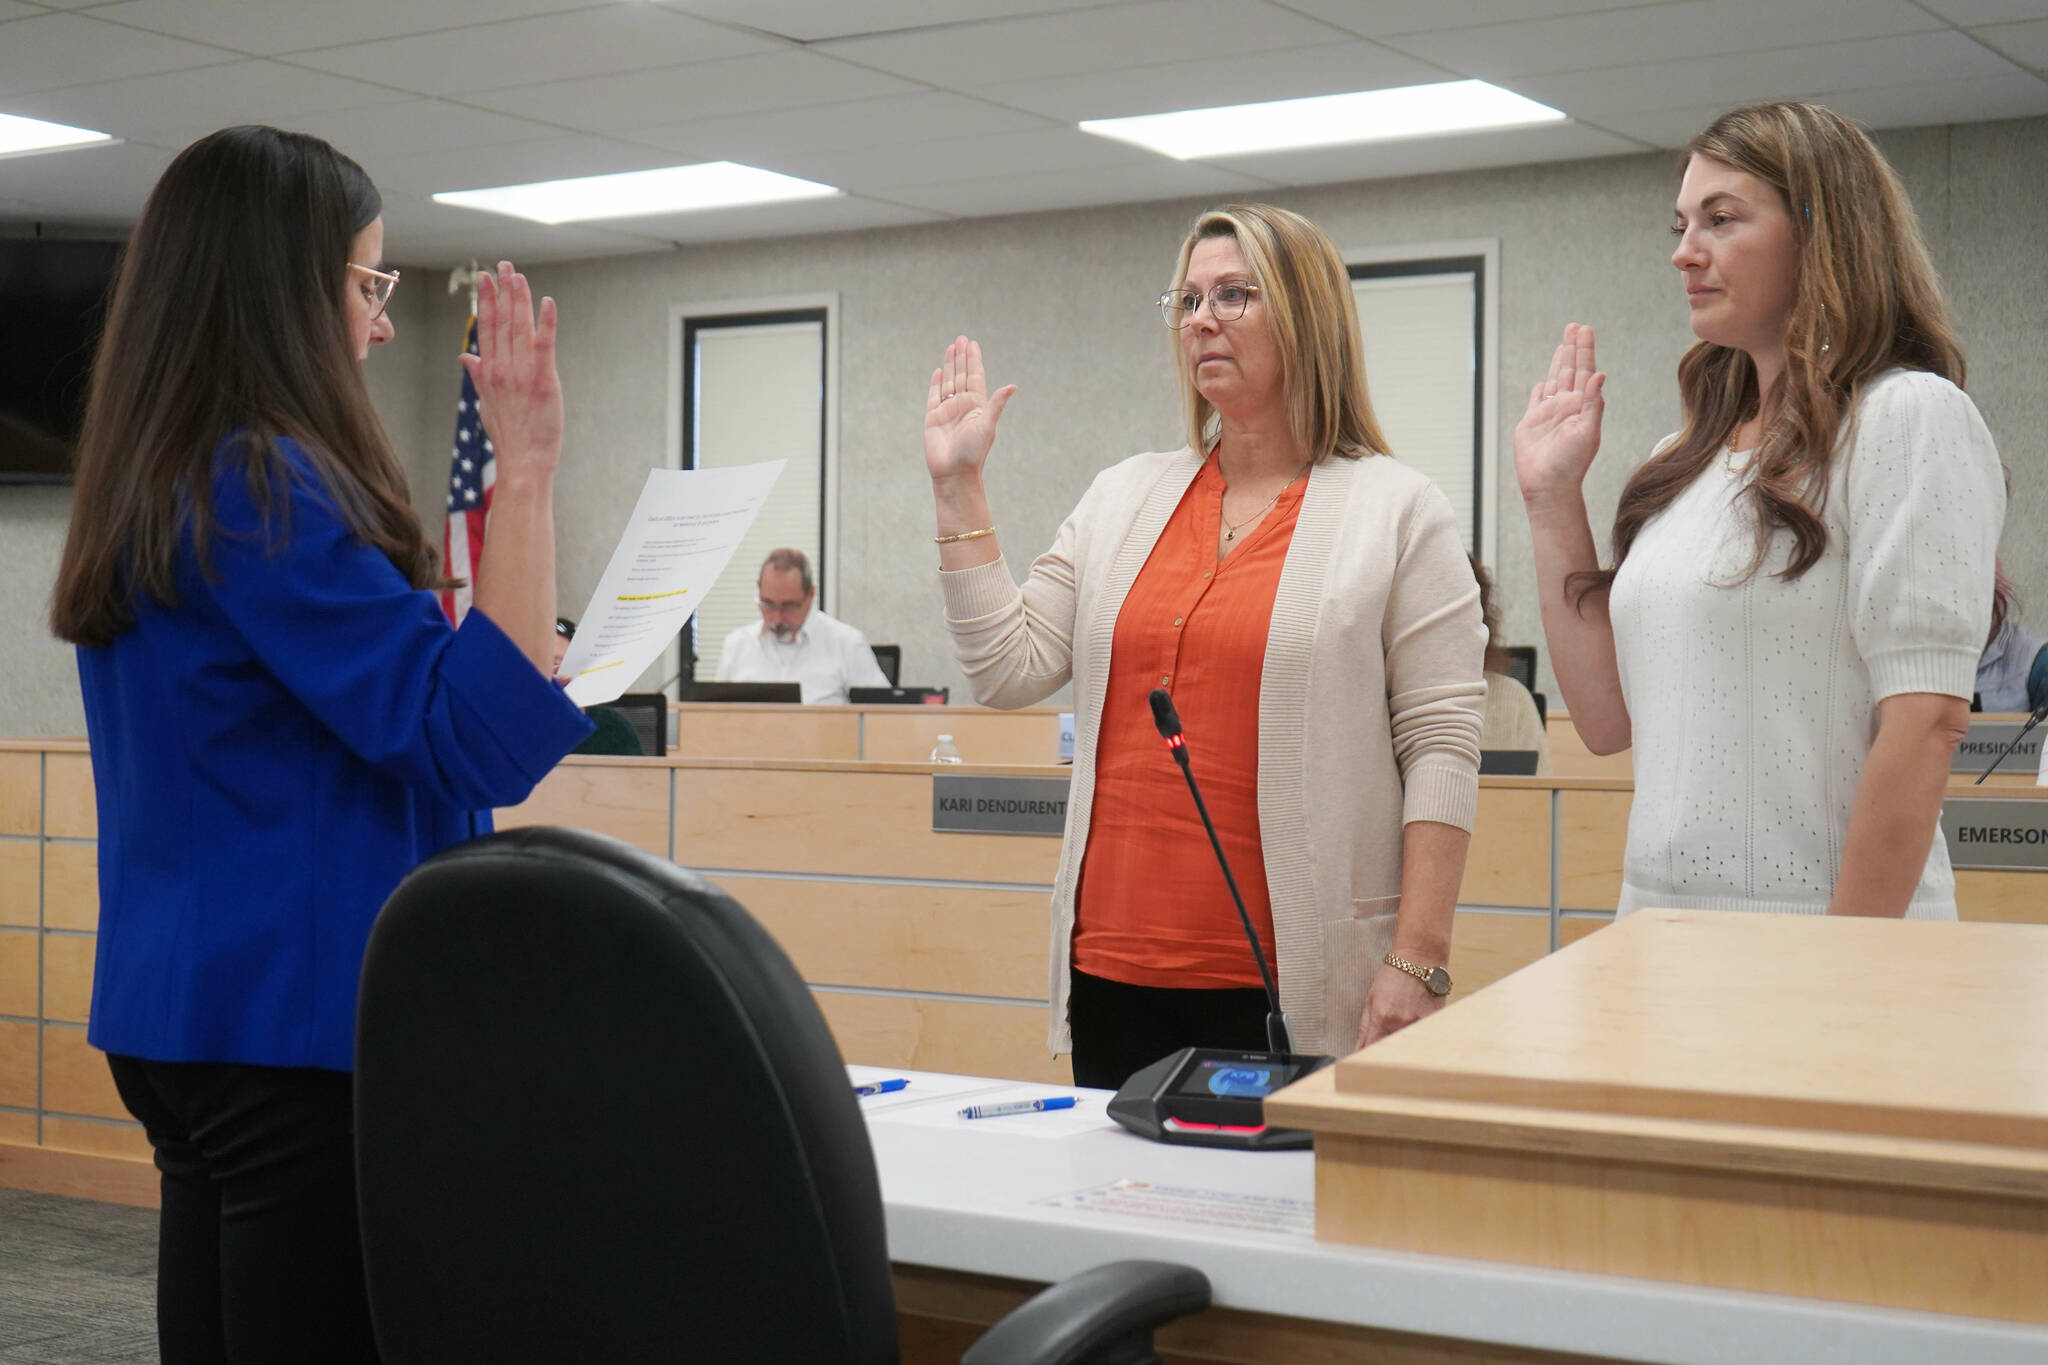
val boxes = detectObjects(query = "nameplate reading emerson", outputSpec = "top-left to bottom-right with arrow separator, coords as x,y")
1941,798 -> 2048,871
933,775 -> 1073,837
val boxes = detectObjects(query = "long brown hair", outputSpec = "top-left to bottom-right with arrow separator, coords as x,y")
51,125 -> 443,648
1171,204 -> 1389,463
1576,102 -> 1963,604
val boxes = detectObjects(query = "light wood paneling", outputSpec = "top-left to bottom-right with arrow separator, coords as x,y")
0,1111 -> 33,1145
0,841 -> 36,928
717,877 -> 1046,1000
861,711 -> 1063,766
1557,915 -> 1612,948
1459,789 -> 1548,909
41,843 -> 97,932
0,1020 -> 35,1110
672,707 -> 860,761
0,753 -> 36,837
495,761 -> 670,855
1558,790 -> 1629,911
1314,1131 -> 2048,1325
0,1142 -> 158,1207
42,1025 -> 125,1121
1448,911 -> 1548,1000
0,930 -> 35,1019
813,991 -> 1065,1085
1544,719 -> 1633,779
676,768 -> 1063,885
42,934 -> 93,1024
1956,870 -> 2048,925
43,754 -> 95,839
41,1115 -> 151,1161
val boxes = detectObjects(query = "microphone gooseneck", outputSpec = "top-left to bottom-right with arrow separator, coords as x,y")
1147,688 -> 1291,1053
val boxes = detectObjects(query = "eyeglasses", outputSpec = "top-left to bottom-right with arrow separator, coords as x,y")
348,262 -> 401,320
1156,281 -> 1259,329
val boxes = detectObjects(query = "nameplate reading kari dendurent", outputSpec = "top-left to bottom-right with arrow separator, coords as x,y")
933,775 -> 1072,837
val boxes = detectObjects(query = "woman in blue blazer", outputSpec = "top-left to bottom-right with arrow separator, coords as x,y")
48,126 -> 592,1363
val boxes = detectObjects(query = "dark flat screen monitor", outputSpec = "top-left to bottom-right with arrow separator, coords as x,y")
1478,749 -> 1540,776
0,239 -> 121,484
848,686 -> 949,705
680,681 -> 802,704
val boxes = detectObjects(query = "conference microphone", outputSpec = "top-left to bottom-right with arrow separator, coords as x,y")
1148,688 -> 1293,1054
1975,645 -> 2048,784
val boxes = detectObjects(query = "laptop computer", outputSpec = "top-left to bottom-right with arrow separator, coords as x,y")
847,686 -> 950,705
679,681 -> 803,704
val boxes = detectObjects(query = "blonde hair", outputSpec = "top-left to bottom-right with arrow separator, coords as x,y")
1576,101 -> 1963,604
1170,204 -> 1389,463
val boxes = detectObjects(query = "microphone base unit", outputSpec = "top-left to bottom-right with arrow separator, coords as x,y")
1107,1046 -> 1335,1151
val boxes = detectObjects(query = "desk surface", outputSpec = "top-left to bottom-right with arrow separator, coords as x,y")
856,1065 -> 2048,1365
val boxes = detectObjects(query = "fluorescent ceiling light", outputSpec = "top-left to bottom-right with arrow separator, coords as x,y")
1079,81 -> 1566,160
0,112 -> 113,158
432,161 -> 840,224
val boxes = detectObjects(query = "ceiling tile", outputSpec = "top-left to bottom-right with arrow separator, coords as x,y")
81,0 -> 614,57
1202,120 -> 1645,184
978,39 -> 1447,122
368,135 -> 688,196
465,50 -> 921,131
0,138 -> 173,218
815,0 -> 1348,88
600,191 -> 946,243
622,91 -> 1052,162
1,61 -> 406,151
1278,0 -> 1694,40
284,101 -> 564,163
867,157 -> 1272,217
1509,30 -> 2023,117
1388,0 -> 1940,81
763,127 -> 1148,190
0,11 -> 233,97
285,6 -> 783,97
1973,17 -> 2048,67
1820,72 -> 2048,130
648,0 -> 1107,42
1914,1 -> 2048,22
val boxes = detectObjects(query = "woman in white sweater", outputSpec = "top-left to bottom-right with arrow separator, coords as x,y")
1518,101 -> 2004,919
922,204 -> 1485,1083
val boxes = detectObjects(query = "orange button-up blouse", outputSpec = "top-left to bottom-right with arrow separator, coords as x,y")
1071,453 -> 1305,990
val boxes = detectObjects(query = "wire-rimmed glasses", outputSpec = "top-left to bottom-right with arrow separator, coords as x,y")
1156,281 -> 1259,329
348,262 -> 401,320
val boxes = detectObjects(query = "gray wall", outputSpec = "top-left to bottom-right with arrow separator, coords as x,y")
6,115 -> 2045,735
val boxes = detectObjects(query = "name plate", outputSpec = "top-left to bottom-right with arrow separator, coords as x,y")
1941,798 -> 2048,870
933,774 -> 1072,836
1951,721 -> 2042,775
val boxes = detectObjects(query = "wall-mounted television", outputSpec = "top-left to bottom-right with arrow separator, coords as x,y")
0,239 -> 122,485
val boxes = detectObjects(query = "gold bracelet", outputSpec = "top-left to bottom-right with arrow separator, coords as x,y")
933,526 -> 995,545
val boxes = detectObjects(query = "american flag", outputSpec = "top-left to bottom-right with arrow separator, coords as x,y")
439,316 -> 495,624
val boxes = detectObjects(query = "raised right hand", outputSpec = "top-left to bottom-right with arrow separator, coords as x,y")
462,260 -> 562,484
924,336 -> 1017,484
1514,322 -> 1604,502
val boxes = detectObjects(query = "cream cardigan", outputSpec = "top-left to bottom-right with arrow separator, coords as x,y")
940,447 -> 1485,1055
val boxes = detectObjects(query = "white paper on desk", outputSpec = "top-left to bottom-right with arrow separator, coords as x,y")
867,1083 -> 1117,1139
1034,1180 -> 1314,1237
846,1067 -> 1013,1114
558,461 -> 785,706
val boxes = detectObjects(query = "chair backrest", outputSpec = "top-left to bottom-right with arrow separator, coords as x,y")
606,691 -> 668,755
355,827 -> 897,1364
1502,644 -> 1538,693
869,644 -> 901,686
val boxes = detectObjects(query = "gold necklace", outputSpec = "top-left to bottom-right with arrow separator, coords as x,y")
1220,464 -> 1309,541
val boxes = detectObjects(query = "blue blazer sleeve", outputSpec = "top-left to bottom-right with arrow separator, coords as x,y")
200,438 -> 593,809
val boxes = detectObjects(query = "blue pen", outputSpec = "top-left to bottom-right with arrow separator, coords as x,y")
959,1097 -> 1076,1120
853,1078 -> 909,1097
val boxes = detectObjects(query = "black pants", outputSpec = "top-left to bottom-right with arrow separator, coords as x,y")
106,1054 -> 381,1365
1067,966 -> 1273,1089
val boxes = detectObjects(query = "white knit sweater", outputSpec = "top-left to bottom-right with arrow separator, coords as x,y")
1609,370 -> 2004,918
940,447 -> 1485,1054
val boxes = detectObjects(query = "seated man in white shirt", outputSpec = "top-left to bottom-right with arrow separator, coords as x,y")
715,548 -> 889,704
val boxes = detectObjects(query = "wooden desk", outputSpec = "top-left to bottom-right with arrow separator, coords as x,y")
666,702 -> 1065,765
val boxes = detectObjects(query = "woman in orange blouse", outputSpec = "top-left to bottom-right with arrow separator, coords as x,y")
924,205 -> 1486,1087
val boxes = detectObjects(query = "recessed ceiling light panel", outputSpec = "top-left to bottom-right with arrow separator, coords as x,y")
0,112 -> 114,159
1079,81 -> 1567,160
432,161 -> 841,225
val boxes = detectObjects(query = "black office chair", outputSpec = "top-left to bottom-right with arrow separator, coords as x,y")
604,690 -> 668,756
870,643 -> 902,686
355,827 -> 1210,1364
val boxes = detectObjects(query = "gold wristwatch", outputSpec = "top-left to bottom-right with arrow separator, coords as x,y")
1382,952 -> 1452,997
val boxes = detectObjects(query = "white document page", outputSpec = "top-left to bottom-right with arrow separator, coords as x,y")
559,461 -> 784,707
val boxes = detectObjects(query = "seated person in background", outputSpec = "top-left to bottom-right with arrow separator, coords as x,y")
1471,556 -> 1551,773
1977,562 -> 2047,714
556,617 -> 644,755
716,547 -> 888,703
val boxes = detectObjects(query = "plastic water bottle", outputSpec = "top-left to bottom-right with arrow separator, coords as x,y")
929,733 -> 964,764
